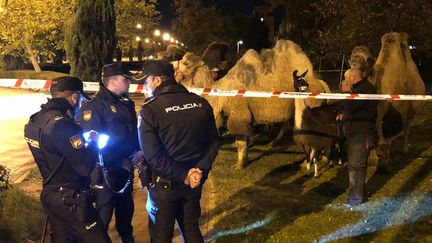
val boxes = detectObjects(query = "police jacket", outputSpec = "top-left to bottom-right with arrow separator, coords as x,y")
138,81 -> 219,183
24,98 -> 98,189
339,79 -> 378,136
77,84 -> 139,168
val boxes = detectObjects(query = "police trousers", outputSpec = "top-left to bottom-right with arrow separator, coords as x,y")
41,187 -> 111,243
147,181 -> 204,243
345,131 -> 374,206
94,178 -> 134,242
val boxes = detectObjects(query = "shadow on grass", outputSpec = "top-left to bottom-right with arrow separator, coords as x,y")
350,117 -> 432,243
206,157 -> 348,242
208,108 -> 432,242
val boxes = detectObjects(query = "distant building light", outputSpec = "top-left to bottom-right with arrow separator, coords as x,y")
260,17 -> 264,22
409,45 -> 416,50
162,33 -> 170,41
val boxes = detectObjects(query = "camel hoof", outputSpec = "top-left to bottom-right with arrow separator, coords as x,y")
235,161 -> 246,170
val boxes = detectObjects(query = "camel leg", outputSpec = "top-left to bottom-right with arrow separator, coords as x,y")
403,121 -> 410,153
376,141 -> 391,174
310,148 -> 319,178
313,158 -> 319,178
268,121 -> 290,147
235,136 -> 248,170
322,146 -> 331,166
303,145 -> 311,176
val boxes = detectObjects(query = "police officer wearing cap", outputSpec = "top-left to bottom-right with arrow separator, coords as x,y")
24,76 -> 111,243
77,63 -> 140,243
136,60 -> 219,243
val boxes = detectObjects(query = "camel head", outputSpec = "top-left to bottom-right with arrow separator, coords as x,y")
349,46 -> 375,80
174,52 -> 206,83
293,69 -> 309,92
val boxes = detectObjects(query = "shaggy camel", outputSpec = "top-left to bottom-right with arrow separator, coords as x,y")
349,32 -> 426,171
175,40 -> 324,169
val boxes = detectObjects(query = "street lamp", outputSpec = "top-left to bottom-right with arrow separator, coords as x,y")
145,38 -> 150,43
135,36 -> 141,42
154,29 -> 161,37
162,33 -> 170,41
136,23 -> 142,29
237,40 -> 244,54
170,37 -> 175,43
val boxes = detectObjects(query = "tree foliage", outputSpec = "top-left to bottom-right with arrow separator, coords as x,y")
115,0 -> 160,57
319,0 -> 432,60
65,0 -> 116,82
172,0 -> 271,54
271,0 -> 432,62
172,0 -> 224,53
0,0 -> 73,71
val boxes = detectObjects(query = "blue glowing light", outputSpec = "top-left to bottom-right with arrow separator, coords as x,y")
205,211 -> 277,242
316,193 -> 432,243
82,131 -> 91,142
98,134 -> 110,149
146,191 -> 158,224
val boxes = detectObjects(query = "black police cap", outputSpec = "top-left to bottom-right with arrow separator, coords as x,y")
134,60 -> 175,81
102,63 -> 133,78
50,76 -> 90,100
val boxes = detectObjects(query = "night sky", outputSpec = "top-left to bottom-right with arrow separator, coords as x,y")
157,0 -> 268,28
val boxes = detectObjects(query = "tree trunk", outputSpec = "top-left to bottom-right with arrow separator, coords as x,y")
23,39 -> 42,72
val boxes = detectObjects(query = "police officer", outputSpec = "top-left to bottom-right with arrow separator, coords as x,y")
340,68 -> 377,207
77,63 -> 139,243
24,76 -> 111,243
135,60 -> 219,243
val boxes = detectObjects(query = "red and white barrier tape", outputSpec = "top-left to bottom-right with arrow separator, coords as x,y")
1,78 -> 431,101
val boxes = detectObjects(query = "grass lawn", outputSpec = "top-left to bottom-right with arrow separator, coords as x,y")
207,102 -> 432,243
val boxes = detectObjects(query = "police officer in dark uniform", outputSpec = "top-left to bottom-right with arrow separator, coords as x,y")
340,68 -> 377,207
24,76 -> 111,243
135,60 -> 219,243
77,63 -> 140,243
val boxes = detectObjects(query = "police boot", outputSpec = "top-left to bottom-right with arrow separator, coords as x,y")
347,167 -> 367,206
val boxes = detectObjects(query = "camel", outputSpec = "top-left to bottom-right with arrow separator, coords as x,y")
349,32 -> 426,171
175,40 -> 325,169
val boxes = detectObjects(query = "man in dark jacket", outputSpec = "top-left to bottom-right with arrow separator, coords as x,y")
135,60 -> 219,243
340,68 -> 377,207
24,76 -> 111,243
77,63 -> 140,243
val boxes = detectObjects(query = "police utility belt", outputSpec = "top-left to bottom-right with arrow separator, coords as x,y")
43,157 -> 92,223
150,175 -> 172,190
136,161 -> 173,190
